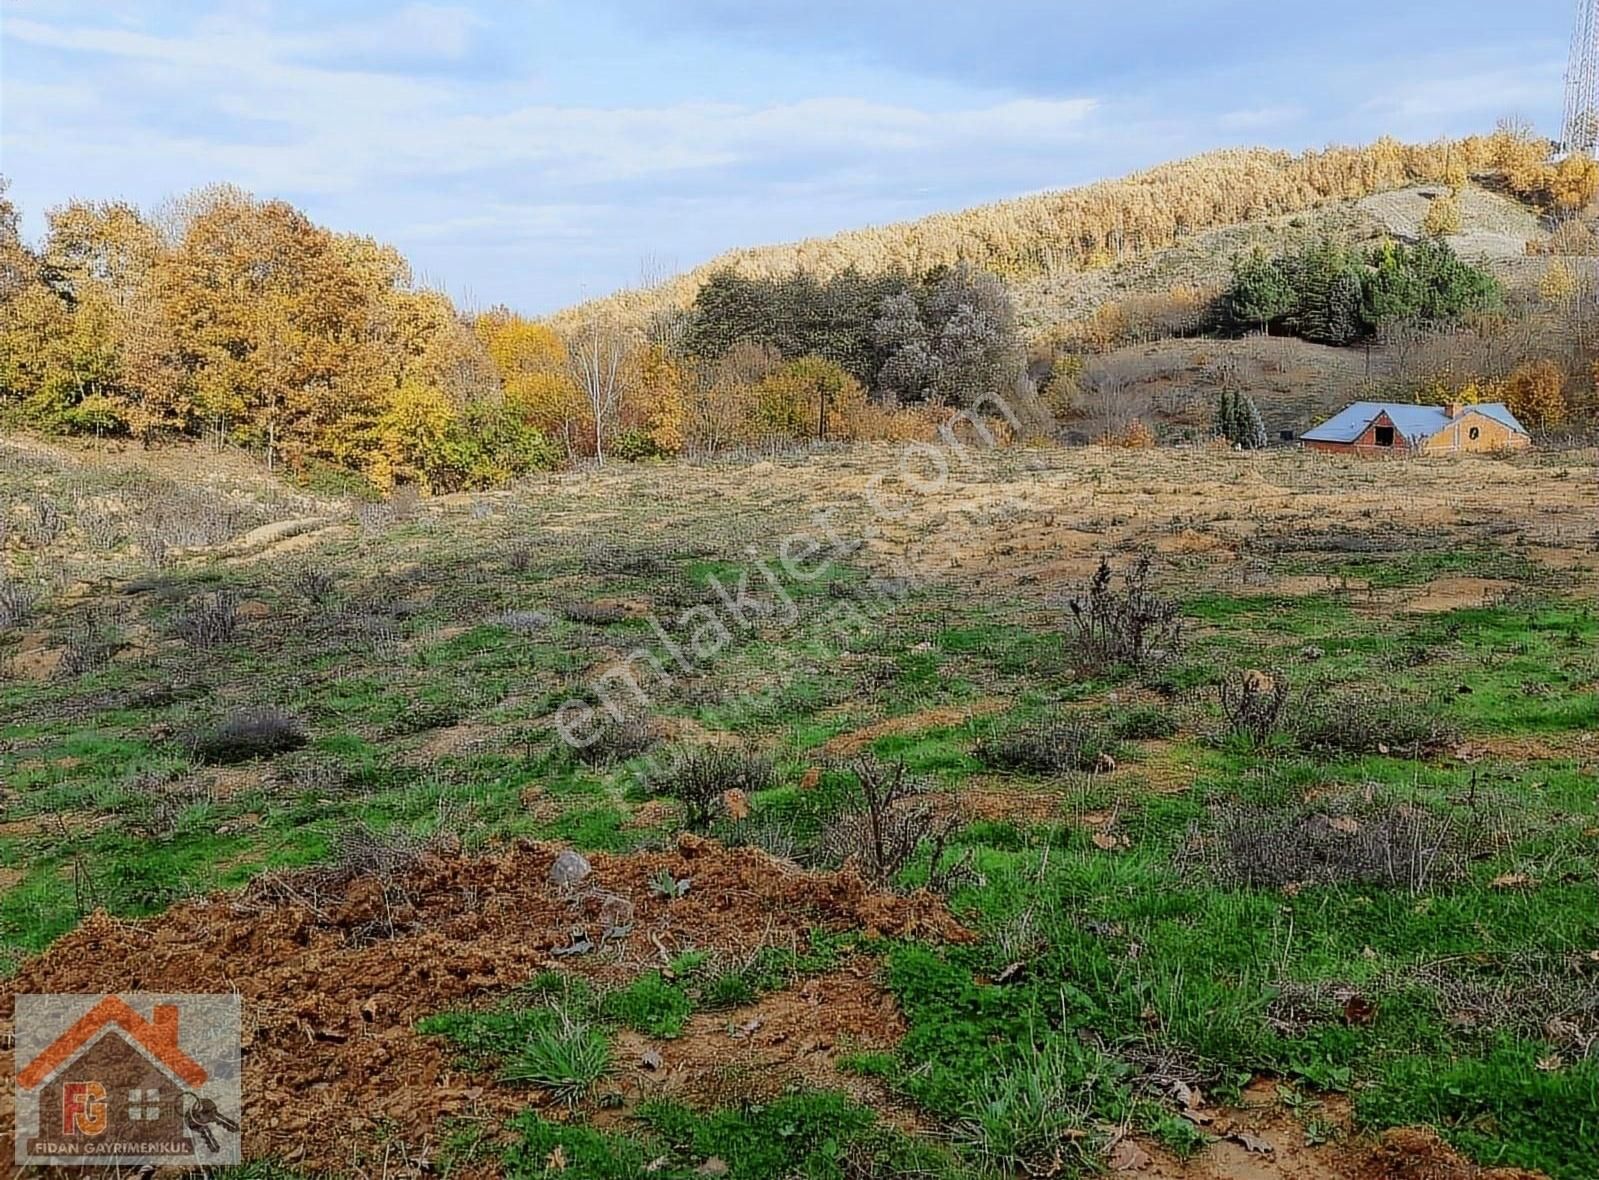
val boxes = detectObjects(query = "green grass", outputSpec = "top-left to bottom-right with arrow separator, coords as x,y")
5,453 -> 1598,1177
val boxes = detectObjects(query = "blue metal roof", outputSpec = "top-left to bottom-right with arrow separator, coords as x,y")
1301,401 -> 1528,444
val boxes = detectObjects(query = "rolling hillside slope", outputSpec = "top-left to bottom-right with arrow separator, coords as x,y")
549,137 -> 1549,340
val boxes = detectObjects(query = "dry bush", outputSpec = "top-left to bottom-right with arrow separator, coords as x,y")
174,589 -> 240,650
248,819 -> 459,940
287,563 -> 339,608
77,505 -> 124,552
841,402 -> 951,443
58,609 -> 122,677
187,707 -> 308,764
1062,556 -> 1182,672
572,711 -> 655,766
648,745 -> 775,831
0,578 -> 39,631
563,601 -> 630,625
816,757 -> 968,890
20,495 -> 64,548
976,715 -> 1115,774
1293,683 -> 1456,756
496,609 -> 552,633
1217,668 -> 1290,748
1181,793 -> 1505,894
1546,218 -> 1599,256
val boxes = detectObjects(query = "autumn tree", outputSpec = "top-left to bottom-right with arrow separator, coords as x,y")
1421,191 -> 1462,237
1503,359 -> 1567,429
753,356 -> 866,440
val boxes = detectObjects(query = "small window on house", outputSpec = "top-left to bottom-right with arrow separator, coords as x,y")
1468,426 -> 1480,440
1374,425 -> 1395,447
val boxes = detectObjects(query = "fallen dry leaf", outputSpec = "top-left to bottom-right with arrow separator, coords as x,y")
1107,1138 -> 1152,1171
546,1144 -> 568,1171
696,1158 -> 730,1177
1329,815 -> 1360,835
798,767 -> 821,790
1342,994 -> 1376,1026
1537,1054 -> 1565,1072
1230,1131 -> 1274,1154
1092,831 -> 1121,850
1491,872 -> 1533,890
993,960 -> 1027,985
722,789 -> 750,820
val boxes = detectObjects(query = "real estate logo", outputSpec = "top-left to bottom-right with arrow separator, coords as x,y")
14,993 -> 241,1166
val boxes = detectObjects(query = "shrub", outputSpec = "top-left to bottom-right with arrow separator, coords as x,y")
608,426 -> 664,462
496,609 -> 551,633
1182,793 -> 1496,893
58,609 -> 122,677
189,707 -> 308,764
648,746 -> 775,831
816,757 -> 966,889
1421,190 -> 1462,237
19,495 -> 64,548
499,1008 -> 611,1104
1217,668 -> 1289,748
0,579 -> 39,631
174,590 -> 240,650
563,600 -> 630,625
976,715 -> 1115,774
1215,389 -> 1268,449
572,711 -> 655,766
1062,556 -> 1182,672
1293,684 -> 1455,756
1108,704 -> 1178,740
287,564 -> 338,607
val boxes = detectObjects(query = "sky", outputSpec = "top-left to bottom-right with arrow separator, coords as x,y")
0,1 -> 1576,314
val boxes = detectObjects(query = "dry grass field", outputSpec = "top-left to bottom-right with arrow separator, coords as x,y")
1,436 -> 1596,1179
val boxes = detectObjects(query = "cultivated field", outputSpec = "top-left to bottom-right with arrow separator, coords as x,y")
1,437 -> 1597,1179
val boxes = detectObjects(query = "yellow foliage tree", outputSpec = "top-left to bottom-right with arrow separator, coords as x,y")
752,356 -> 866,440
633,345 -> 689,455
1539,259 -> 1578,304
1422,191 -> 1462,237
1547,153 -> 1599,211
1503,360 -> 1566,429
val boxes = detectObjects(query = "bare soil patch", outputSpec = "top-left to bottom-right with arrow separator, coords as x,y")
608,963 -> 913,1122
1137,1081 -> 1542,1180
0,838 -> 967,1175
821,698 -> 1008,756
1402,577 -> 1517,613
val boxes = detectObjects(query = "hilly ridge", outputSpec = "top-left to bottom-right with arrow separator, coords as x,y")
550,136 -> 1550,338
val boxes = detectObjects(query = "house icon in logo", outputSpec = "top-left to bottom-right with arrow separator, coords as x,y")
17,996 -> 209,1159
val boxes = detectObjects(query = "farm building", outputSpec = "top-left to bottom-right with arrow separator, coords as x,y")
1300,401 -> 1530,457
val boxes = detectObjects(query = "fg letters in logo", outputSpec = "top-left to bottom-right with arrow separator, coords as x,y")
14,994 -> 242,1166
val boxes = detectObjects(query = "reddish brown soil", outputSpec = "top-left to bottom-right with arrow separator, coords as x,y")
1136,1081 -> 1544,1180
0,837 -> 967,1176
606,961 -> 917,1124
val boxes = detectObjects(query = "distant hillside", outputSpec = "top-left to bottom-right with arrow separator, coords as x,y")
549,135 -> 1548,338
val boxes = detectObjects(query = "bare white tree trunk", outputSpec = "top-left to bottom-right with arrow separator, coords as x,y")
567,313 -> 630,468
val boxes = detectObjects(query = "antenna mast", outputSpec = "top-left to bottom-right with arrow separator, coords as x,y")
1564,0 -> 1599,153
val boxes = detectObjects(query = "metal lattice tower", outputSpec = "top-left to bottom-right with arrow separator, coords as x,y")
1564,0 -> 1599,153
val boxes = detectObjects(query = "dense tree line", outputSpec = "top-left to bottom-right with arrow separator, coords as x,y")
680,262 -> 1027,406
0,180 -> 579,490
1225,238 -> 1502,346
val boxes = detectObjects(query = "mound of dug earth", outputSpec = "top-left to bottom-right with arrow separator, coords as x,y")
0,837 -> 967,1175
